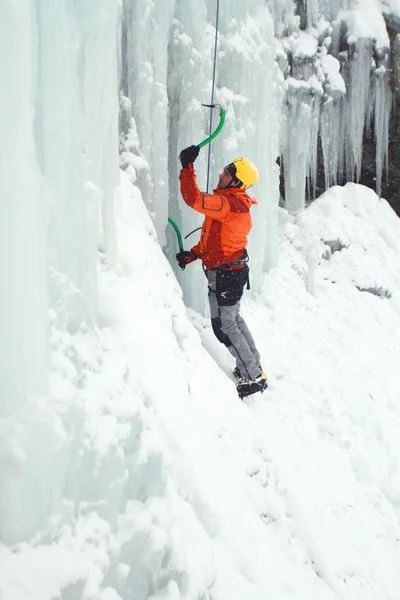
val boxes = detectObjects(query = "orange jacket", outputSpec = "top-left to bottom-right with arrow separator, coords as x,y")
179,165 -> 257,270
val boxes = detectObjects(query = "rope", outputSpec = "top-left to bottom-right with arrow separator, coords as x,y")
205,0 -> 220,193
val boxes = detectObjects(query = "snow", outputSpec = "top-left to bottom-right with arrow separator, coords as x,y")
2,170 -> 400,599
340,2 -> 390,50
2,0 -> 400,599
283,30 -> 319,59
386,0 -> 400,16
320,53 -> 346,94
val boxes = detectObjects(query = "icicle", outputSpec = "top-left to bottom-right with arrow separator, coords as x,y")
320,53 -> 346,189
266,0 -> 297,36
319,0 -> 348,22
343,38 -> 373,182
283,77 -> 322,212
305,0 -> 319,29
394,34 -> 400,98
320,91 -> 344,189
373,67 -> 391,197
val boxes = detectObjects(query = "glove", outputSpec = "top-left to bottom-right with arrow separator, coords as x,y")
176,249 -> 198,270
179,145 -> 200,169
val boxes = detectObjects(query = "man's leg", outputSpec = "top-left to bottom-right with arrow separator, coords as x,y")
236,310 -> 261,367
219,303 -> 260,380
207,267 -> 263,382
212,267 -> 262,380
207,270 -> 232,346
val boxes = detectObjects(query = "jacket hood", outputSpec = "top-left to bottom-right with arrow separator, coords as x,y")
213,186 -> 258,208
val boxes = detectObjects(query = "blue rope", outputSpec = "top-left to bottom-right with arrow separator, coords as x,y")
206,0 -> 220,193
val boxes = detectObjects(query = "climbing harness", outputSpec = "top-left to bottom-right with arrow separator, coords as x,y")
208,250 -> 249,271
168,0 -> 223,252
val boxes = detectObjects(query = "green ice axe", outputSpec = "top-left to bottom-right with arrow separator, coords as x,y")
198,104 -> 226,148
168,217 -> 183,251
168,104 -> 226,251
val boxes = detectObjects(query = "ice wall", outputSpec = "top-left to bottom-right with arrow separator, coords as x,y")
214,1 -> 282,285
0,0 -> 121,543
121,0 -> 281,311
121,0 -> 175,248
0,0 -> 281,548
0,2 -> 48,408
1,1 -> 400,598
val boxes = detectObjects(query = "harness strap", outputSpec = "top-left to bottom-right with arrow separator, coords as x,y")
208,250 -> 249,271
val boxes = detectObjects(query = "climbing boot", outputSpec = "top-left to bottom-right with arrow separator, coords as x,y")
237,373 -> 268,399
233,366 -> 267,380
233,366 -> 241,379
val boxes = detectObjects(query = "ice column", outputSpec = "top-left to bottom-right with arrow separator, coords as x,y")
305,0 -> 319,28
266,0 -> 297,36
394,34 -> 400,97
282,77 -> 322,212
320,54 -> 346,189
35,0 -> 120,314
0,1 -> 48,408
319,0 -> 347,22
122,0 -> 176,246
343,39 -> 372,182
217,0 -> 281,283
75,2 -> 121,270
321,91 -> 345,188
371,66 -> 391,197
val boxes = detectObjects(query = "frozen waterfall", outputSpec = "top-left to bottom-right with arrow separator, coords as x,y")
1,0 -> 400,599
0,0 -> 121,542
280,0 -> 392,211
121,0 -> 281,311
0,0 -> 281,546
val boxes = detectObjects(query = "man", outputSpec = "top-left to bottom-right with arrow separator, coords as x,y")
177,144 -> 267,399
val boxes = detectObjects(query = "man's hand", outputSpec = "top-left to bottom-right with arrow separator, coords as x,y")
176,249 -> 198,270
179,145 -> 200,169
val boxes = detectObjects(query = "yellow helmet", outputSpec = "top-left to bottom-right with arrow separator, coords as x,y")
225,157 -> 259,189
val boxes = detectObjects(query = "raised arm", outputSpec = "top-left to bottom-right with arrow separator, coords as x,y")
179,165 -> 230,220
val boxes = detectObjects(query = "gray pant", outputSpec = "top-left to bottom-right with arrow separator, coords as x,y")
207,269 -> 261,380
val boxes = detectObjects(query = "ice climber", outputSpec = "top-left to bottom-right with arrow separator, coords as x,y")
177,144 -> 268,399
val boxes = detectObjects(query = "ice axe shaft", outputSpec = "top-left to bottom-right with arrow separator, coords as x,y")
198,104 -> 225,148
168,217 -> 183,251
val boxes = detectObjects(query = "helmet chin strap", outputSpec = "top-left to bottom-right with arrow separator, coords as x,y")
227,178 -> 242,189
219,178 -> 239,189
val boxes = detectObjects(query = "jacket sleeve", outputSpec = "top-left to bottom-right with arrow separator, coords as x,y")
179,165 -> 231,220
191,235 -> 205,258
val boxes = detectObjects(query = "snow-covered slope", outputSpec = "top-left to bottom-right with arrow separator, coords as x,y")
2,175 -> 400,600
2,1 -> 400,599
